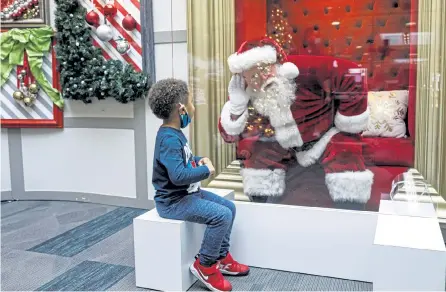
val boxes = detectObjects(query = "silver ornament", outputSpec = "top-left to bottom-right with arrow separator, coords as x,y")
81,58 -> 84,61
70,14 -> 73,17
115,37 -> 130,55
101,92 -> 105,96
81,81 -> 85,85
96,24 -> 113,42
136,83 -> 141,87
76,42 -> 79,46
73,84 -> 78,88
93,58 -> 97,61
89,88 -> 93,91
102,66 -> 106,69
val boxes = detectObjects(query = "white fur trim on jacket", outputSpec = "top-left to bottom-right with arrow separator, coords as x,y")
275,123 -> 304,149
295,128 -> 340,167
334,108 -> 370,134
228,45 -> 277,74
277,62 -> 300,79
241,168 -> 286,197
220,101 -> 249,136
325,170 -> 374,203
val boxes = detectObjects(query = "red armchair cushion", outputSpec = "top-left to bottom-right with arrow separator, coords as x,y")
362,137 -> 414,167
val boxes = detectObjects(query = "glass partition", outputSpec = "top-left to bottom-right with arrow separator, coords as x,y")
188,0 -> 443,213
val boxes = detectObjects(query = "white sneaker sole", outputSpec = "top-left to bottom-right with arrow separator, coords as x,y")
190,263 -> 228,292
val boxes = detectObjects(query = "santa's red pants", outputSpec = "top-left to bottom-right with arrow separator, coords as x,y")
239,129 -> 374,206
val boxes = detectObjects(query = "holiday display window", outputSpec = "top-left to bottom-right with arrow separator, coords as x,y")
216,0 -> 420,211
1,0 -> 50,28
1,28 -> 64,128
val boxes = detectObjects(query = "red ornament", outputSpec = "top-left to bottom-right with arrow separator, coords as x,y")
28,2 -> 34,8
85,10 -> 100,27
32,0 -> 39,5
103,3 -> 117,17
122,14 -> 136,31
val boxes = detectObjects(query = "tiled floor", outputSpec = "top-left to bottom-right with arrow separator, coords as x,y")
1,200 -> 373,291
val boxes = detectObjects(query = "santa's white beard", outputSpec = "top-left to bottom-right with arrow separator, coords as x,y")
248,76 -> 297,129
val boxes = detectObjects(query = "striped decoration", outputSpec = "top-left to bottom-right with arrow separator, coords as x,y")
0,50 -> 54,120
79,0 -> 142,71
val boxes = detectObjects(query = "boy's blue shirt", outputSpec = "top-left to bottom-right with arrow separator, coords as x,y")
152,126 -> 210,204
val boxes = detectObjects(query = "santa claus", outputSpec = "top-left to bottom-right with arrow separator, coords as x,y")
218,38 -> 374,209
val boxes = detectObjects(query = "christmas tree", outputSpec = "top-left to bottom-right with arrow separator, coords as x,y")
266,5 -> 294,53
54,0 -> 150,104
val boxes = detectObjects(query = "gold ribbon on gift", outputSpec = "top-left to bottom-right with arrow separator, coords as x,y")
0,26 -> 64,109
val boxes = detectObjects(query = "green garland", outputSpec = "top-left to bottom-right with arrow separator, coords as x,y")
54,0 -> 150,104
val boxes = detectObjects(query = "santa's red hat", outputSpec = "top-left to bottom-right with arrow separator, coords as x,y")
227,38 -> 299,79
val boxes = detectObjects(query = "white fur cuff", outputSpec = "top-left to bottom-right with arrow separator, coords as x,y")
295,128 -> 340,167
334,108 -> 370,134
278,62 -> 300,79
220,101 -> 248,136
325,170 -> 374,203
241,168 -> 286,197
275,124 -> 304,149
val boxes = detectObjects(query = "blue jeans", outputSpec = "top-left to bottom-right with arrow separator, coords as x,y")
155,189 -> 236,266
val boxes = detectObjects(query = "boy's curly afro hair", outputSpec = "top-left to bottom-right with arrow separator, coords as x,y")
148,78 -> 189,120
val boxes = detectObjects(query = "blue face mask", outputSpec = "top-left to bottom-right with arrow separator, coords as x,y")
180,109 -> 191,129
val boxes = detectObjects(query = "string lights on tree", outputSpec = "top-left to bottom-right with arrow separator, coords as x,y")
266,5 -> 293,53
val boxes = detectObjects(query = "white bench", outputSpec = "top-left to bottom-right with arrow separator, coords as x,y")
135,190 -> 446,291
133,188 -> 234,291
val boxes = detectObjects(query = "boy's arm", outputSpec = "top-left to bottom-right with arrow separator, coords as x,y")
160,137 -> 210,186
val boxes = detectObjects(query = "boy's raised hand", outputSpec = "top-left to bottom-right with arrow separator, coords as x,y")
199,157 -> 215,176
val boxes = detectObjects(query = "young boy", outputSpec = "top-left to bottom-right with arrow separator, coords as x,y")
148,78 -> 250,291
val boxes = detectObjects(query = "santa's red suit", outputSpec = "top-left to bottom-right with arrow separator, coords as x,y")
218,39 -> 373,207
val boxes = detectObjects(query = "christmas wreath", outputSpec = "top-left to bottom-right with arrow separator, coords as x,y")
54,0 -> 150,104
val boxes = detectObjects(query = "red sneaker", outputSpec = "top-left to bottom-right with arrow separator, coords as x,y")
190,258 -> 232,291
219,252 -> 250,276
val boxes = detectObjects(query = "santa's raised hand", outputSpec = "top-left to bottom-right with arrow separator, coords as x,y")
228,74 -> 250,115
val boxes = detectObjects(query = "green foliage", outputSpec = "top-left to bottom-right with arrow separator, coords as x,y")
54,0 -> 150,103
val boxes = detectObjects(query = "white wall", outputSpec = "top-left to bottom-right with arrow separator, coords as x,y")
1,129 -> 11,192
2,0 -> 188,206
21,128 -> 136,198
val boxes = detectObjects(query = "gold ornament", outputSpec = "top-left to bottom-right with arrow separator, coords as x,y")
13,90 -> 24,100
28,83 -> 39,94
23,96 -> 34,107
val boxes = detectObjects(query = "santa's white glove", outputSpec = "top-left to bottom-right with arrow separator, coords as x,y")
228,74 -> 250,115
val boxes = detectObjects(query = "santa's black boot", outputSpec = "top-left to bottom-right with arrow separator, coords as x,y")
248,195 -> 269,203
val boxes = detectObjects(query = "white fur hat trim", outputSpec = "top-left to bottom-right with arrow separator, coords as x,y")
227,45 -> 277,73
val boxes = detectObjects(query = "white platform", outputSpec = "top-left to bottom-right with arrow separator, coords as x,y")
134,190 -> 446,291
133,188 -> 234,291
